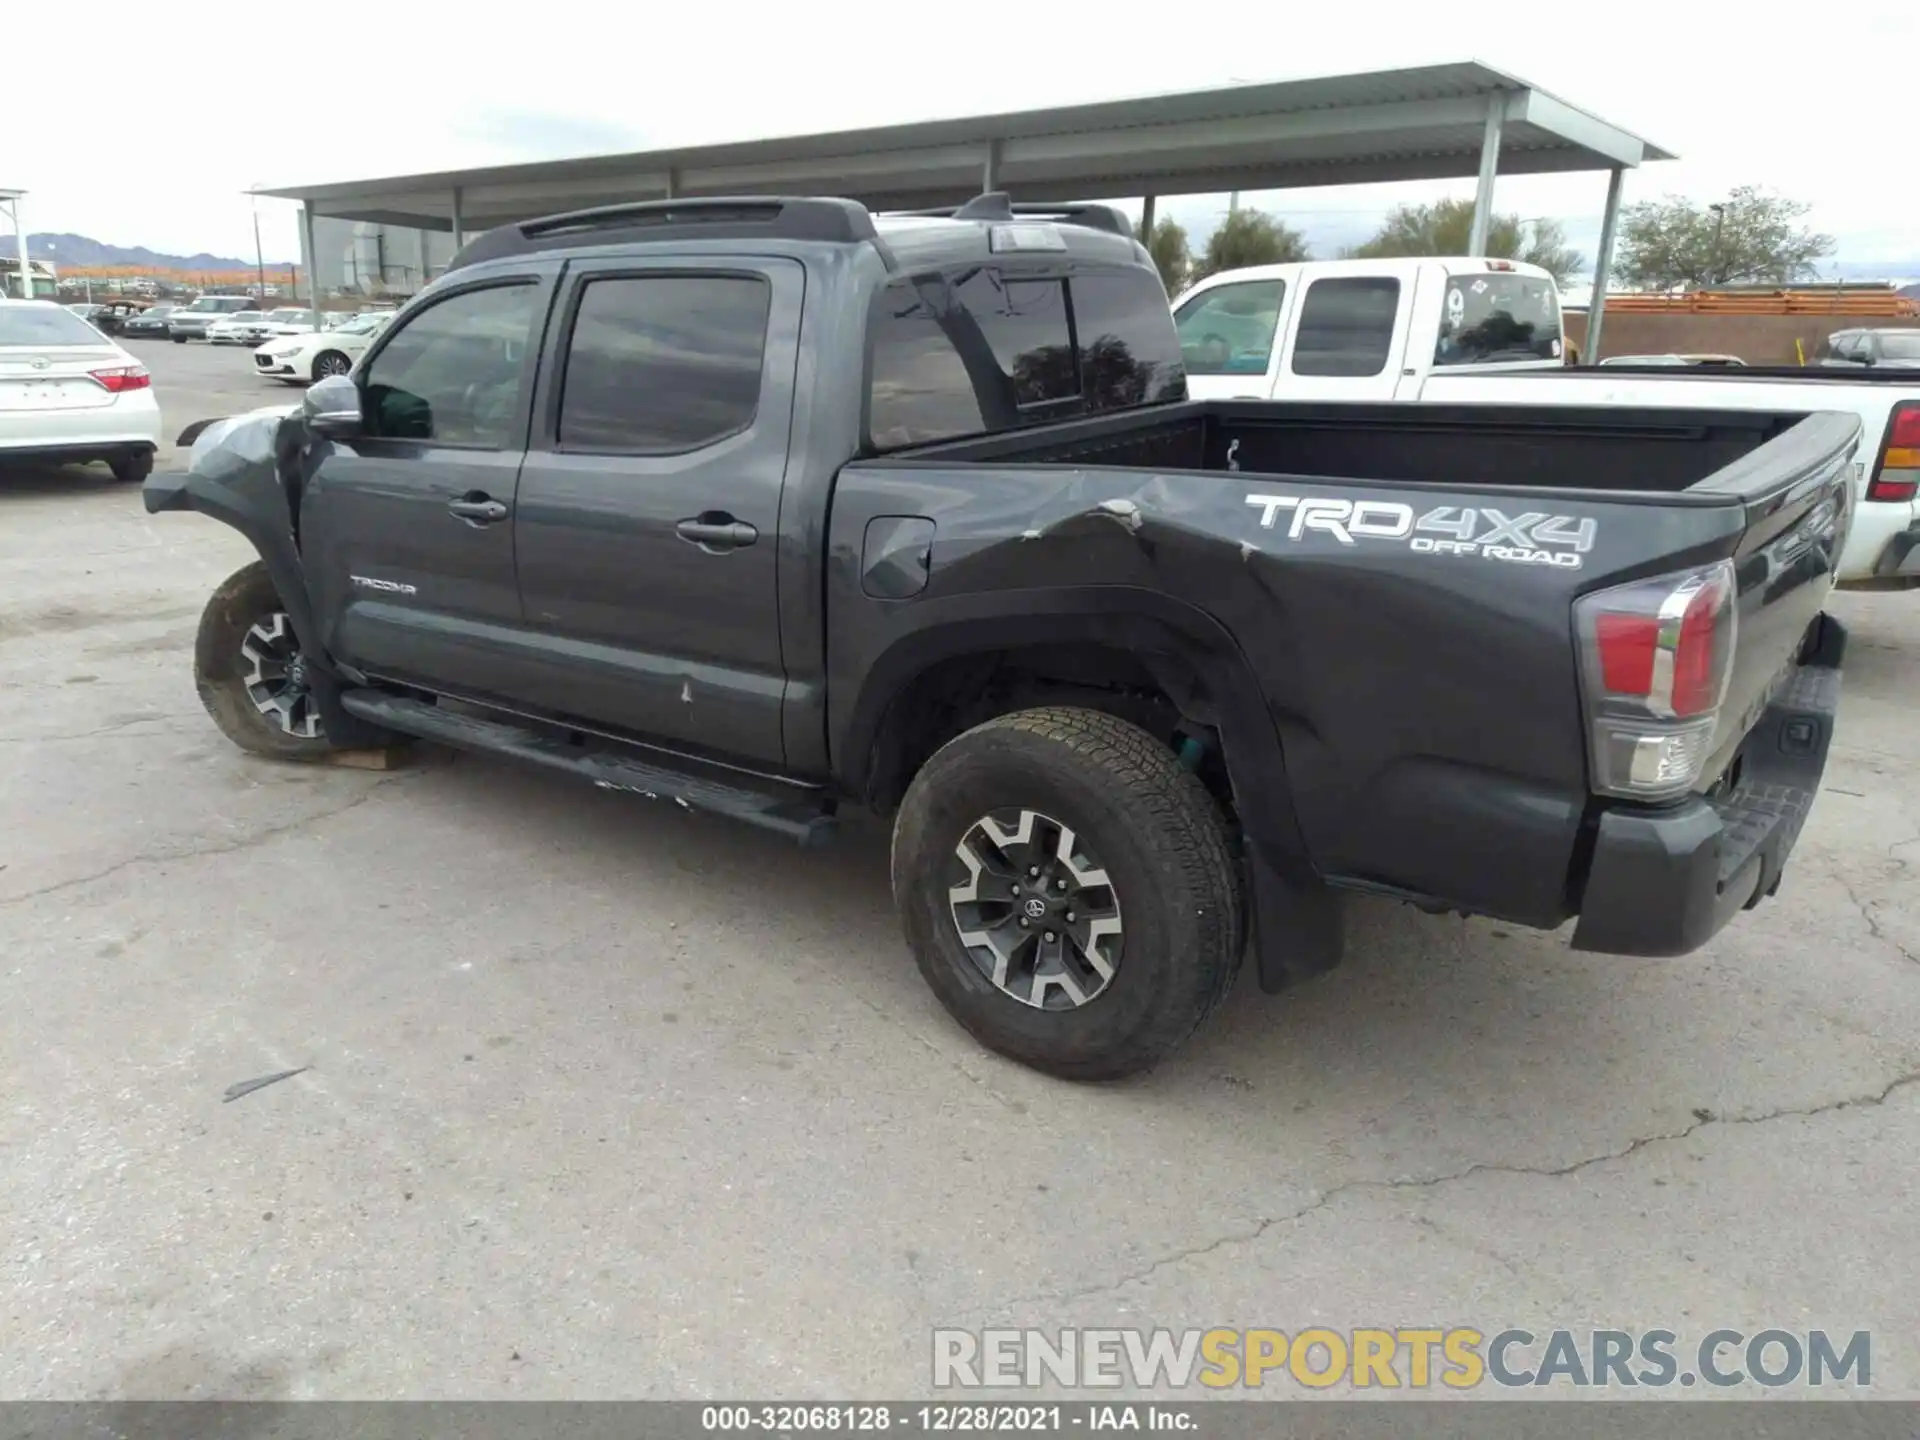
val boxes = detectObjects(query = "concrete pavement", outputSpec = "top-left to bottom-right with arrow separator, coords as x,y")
2,341 -> 1915,1401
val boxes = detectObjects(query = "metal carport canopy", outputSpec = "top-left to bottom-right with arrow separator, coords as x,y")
256,60 -> 1670,231
257,60 -> 1669,353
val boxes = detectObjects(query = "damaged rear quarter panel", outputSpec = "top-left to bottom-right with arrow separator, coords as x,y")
824,460 -> 1747,925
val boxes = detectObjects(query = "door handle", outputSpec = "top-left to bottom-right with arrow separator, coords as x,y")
448,494 -> 509,525
676,513 -> 758,551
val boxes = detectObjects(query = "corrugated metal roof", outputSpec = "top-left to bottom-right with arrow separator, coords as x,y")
258,61 -> 1672,232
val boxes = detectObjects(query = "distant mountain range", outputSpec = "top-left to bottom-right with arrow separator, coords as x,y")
0,231 -> 258,273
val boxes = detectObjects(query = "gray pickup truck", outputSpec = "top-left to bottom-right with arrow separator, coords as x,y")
148,194 -> 1857,1079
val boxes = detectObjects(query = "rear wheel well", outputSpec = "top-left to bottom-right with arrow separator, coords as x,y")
863,643 -> 1230,813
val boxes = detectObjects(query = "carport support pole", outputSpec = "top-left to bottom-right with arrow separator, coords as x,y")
981,142 -> 1000,194
299,205 -> 319,326
450,187 -> 465,250
11,199 -> 30,300
1467,97 -> 1505,257
1584,166 -> 1625,364
1139,194 -> 1156,241
416,227 -> 431,291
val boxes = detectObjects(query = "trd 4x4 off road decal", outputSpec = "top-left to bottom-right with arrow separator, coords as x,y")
1244,494 -> 1598,570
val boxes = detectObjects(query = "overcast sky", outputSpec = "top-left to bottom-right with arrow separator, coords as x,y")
6,0 -> 1914,270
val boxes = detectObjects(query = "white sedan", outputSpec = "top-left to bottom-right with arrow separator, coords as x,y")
251,311 -> 394,383
0,300 -> 162,483
207,311 -> 268,345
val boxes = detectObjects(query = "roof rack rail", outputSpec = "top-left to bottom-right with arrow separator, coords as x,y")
450,196 -> 878,269
887,192 -> 1135,238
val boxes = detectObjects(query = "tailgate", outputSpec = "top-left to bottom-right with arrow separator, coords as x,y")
1689,410 -> 1857,784
1568,410 -> 1856,957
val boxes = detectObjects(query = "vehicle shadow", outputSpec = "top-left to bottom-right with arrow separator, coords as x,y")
398,748 -> 1752,1143
0,460 -> 126,495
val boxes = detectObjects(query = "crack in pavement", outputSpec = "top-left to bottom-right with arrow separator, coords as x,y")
1842,881 -> 1920,967
0,716 -> 198,744
0,773 -> 423,909
988,1069 -> 1920,1315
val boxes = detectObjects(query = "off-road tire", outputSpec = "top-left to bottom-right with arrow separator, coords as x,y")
193,561 -> 386,761
891,706 -> 1243,1081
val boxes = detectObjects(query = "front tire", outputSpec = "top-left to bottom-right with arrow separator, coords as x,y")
892,707 -> 1243,1081
171,334 -> 187,344
310,350 -> 352,380
193,561 -> 394,760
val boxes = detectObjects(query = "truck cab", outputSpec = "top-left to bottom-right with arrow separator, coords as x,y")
1173,257 -> 1565,401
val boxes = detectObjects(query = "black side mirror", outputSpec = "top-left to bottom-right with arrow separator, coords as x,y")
303,374 -> 363,438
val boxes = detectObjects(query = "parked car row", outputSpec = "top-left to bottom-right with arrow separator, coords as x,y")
251,311 -> 393,383
109,298 -> 395,370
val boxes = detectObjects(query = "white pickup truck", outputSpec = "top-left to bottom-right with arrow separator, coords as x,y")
1173,257 -> 1920,589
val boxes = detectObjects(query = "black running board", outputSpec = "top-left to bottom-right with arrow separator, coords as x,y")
339,689 -> 837,847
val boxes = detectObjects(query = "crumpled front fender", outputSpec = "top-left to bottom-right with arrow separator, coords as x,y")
141,405 -> 323,666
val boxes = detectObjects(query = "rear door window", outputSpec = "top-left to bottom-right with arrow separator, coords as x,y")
1290,277 -> 1400,377
1175,280 -> 1285,376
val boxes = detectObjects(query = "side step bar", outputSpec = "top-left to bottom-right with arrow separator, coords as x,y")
339,689 -> 837,847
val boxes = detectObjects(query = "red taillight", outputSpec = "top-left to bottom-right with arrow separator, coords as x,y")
1594,613 -> 1657,695
1575,561 -> 1738,800
88,365 -> 150,393
1670,581 -> 1725,717
1868,402 -> 1920,502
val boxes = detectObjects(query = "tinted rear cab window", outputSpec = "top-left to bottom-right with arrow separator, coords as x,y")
1434,273 -> 1561,366
867,264 -> 1184,450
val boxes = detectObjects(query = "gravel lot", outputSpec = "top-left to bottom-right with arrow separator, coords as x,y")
3,339 -> 1918,1401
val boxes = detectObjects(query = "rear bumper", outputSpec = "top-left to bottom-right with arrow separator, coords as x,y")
0,391 -> 164,454
1570,614 -> 1846,957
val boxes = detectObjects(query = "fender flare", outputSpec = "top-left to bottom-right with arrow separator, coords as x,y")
142,431 -> 320,668
833,586 -> 1343,990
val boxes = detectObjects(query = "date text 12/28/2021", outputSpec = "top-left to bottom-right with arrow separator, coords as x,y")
701,1406 -> 1192,1432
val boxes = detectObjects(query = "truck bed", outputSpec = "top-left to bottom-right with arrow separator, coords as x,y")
831,398 -> 1857,942
891,398 -> 1836,498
